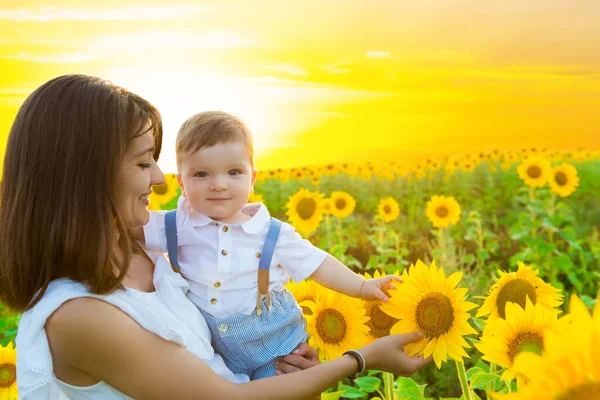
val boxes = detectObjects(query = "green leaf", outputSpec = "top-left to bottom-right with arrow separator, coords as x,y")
466,367 -> 484,381
322,391 -> 346,400
338,385 -> 367,399
476,249 -> 490,260
354,377 -> 381,393
475,359 -> 490,373
394,377 -> 425,400
567,272 -> 583,292
470,372 -> 500,389
470,317 -> 485,332
338,385 -> 366,399
554,253 -> 575,273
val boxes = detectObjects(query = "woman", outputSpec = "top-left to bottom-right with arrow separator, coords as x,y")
0,75 -> 431,399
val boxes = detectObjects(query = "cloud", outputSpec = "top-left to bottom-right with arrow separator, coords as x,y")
0,30 -> 254,63
3,49 -> 113,63
260,63 -> 308,76
365,51 -> 392,58
0,5 -> 209,22
322,61 -> 354,74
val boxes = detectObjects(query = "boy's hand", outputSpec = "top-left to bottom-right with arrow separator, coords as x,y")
360,276 -> 403,302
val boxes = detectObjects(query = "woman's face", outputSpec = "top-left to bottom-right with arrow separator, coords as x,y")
115,129 -> 164,229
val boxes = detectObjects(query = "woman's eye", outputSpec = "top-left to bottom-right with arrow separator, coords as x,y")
139,163 -> 152,169
195,171 -> 208,177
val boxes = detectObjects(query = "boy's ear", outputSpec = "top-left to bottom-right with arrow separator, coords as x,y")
176,174 -> 186,198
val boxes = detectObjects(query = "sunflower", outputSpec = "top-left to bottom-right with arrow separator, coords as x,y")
247,191 -> 264,204
549,163 -> 579,198
477,262 -> 563,320
286,279 -> 319,315
517,157 -> 551,188
475,299 -> 568,381
425,195 -> 461,228
377,197 -> 400,223
500,161 -> 512,171
285,188 -> 325,236
380,260 -> 478,368
461,159 -> 476,172
0,342 -> 17,400
149,173 -> 180,210
363,270 -> 401,341
495,295 -> 600,400
329,191 -> 356,219
305,288 -> 370,361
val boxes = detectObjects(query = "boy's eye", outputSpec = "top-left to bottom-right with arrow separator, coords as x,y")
229,169 -> 242,176
194,171 -> 208,177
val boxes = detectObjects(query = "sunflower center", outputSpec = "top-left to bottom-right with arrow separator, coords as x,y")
0,363 -> 16,388
296,198 -> 317,220
507,331 -> 544,362
556,382 -> 600,400
367,302 -> 399,338
415,293 -> 454,338
555,171 -> 568,186
435,206 -> 449,218
152,182 -> 169,195
527,165 -> 542,179
495,279 -> 537,319
335,198 -> 347,210
383,205 -> 391,214
316,308 -> 347,344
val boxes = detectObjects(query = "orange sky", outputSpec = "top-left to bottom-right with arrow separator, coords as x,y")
1,0 -> 599,175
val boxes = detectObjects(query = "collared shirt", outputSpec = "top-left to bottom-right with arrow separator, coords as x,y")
144,197 -> 328,319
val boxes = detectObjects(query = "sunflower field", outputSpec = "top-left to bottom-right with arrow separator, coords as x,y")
1,147 -> 599,400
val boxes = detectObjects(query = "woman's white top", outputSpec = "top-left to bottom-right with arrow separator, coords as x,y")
16,251 -> 249,399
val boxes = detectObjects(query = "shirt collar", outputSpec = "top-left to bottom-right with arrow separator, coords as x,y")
240,202 -> 270,234
181,196 -> 270,234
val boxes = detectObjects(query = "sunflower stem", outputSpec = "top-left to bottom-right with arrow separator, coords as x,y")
456,361 -> 474,400
382,372 -> 396,400
325,214 -> 333,252
487,363 -> 497,392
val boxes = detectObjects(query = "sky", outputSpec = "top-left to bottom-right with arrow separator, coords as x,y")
1,0 -> 599,174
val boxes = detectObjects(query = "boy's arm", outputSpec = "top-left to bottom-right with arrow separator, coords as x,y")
309,255 -> 402,302
308,255 -> 364,297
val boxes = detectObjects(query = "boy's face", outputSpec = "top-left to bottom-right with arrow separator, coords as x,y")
177,141 -> 256,222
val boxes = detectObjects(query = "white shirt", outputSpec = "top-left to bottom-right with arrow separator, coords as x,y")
144,197 -> 328,319
16,251 -> 248,400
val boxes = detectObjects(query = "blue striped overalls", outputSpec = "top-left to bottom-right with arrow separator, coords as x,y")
164,211 -> 308,379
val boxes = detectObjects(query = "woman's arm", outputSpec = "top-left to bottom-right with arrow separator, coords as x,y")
46,297 -> 431,400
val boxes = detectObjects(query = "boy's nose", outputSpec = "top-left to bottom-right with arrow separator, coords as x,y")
209,178 -> 227,191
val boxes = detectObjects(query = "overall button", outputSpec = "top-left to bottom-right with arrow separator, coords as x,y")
213,282 -> 221,288
218,323 -> 228,333
222,226 -> 228,232
210,298 -> 217,305
255,252 -> 261,258
221,249 -> 228,256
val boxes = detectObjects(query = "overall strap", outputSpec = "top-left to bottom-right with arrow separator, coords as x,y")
256,218 -> 282,315
165,210 -> 180,271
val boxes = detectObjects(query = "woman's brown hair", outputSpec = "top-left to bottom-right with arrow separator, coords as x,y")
0,74 -> 162,311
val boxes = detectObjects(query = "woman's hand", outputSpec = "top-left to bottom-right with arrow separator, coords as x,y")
360,332 -> 433,376
275,343 -> 320,375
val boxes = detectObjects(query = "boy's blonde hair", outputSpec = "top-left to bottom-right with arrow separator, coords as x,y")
176,111 -> 254,169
